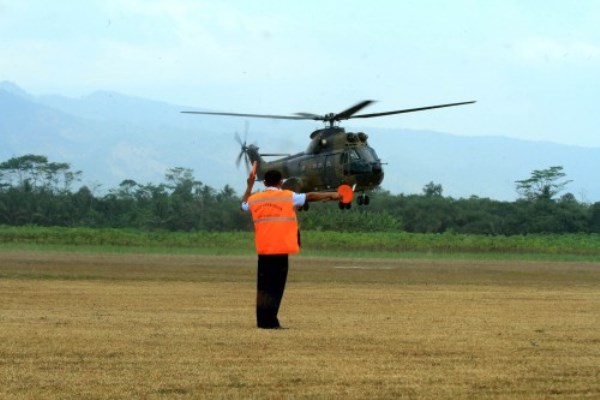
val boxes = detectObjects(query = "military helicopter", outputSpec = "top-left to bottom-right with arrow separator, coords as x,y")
182,99 -> 475,209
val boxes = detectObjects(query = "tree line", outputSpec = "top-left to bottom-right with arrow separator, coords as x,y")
1,154 -> 599,234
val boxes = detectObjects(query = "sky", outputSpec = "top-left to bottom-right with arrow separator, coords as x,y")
1,0 -> 600,147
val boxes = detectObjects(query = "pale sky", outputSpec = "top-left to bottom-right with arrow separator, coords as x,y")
1,0 -> 599,147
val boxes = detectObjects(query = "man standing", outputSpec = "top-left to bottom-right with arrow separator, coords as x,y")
241,169 -> 341,329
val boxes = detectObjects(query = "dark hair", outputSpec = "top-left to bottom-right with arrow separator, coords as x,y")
264,169 -> 282,186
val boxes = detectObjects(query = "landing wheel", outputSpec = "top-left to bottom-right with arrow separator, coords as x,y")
339,202 -> 352,210
357,194 -> 370,206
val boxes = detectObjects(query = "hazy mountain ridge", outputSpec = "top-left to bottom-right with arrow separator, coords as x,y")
367,128 -> 600,201
1,81 -> 599,201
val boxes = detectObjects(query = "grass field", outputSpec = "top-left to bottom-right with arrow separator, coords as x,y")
1,250 -> 599,399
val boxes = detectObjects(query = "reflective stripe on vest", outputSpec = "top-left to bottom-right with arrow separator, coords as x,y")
253,216 -> 297,224
248,190 -> 299,255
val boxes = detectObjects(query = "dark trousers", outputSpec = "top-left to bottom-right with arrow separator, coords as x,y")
256,254 -> 289,328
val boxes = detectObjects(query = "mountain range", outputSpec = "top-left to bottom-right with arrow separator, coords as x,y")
1,81 -> 598,202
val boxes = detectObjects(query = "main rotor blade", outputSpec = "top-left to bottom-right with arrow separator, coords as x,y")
183,100 -> 475,123
350,101 -> 476,119
294,112 -> 322,119
182,111 -> 310,120
334,100 -> 376,120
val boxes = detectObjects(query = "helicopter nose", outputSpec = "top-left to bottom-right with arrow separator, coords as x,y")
372,162 -> 383,174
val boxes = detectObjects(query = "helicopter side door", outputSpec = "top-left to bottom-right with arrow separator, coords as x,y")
323,154 -> 340,189
341,147 -> 362,175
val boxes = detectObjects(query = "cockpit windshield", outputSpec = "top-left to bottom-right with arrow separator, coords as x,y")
341,146 -> 380,163
356,146 -> 379,162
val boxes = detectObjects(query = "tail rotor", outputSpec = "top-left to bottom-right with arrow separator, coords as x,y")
234,121 -> 252,172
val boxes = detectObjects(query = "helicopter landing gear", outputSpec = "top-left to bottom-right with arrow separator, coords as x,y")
339,202 -> 352,210
357,193 -> 370,206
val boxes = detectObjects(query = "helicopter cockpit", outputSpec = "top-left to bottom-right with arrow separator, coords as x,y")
341,145 -> 383,177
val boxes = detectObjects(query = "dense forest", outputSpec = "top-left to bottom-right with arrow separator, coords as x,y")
1,154 -> 599,235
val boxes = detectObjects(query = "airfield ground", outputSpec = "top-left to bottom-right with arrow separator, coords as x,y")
1,251 -> 599,399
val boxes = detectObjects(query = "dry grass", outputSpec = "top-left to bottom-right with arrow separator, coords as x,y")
1,250 -> 599,399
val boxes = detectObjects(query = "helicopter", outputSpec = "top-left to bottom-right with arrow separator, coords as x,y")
182,99 -> 475,209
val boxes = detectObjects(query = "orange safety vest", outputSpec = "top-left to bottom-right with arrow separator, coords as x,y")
248,189 -> 299,255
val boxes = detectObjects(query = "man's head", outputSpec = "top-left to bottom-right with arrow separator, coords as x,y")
264,169 -> 283,187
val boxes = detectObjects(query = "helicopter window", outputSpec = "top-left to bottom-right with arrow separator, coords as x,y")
341,149 -> 361,163
357,147 -> 378,162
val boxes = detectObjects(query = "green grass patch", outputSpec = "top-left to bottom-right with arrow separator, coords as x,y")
2,226 -> 600,261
